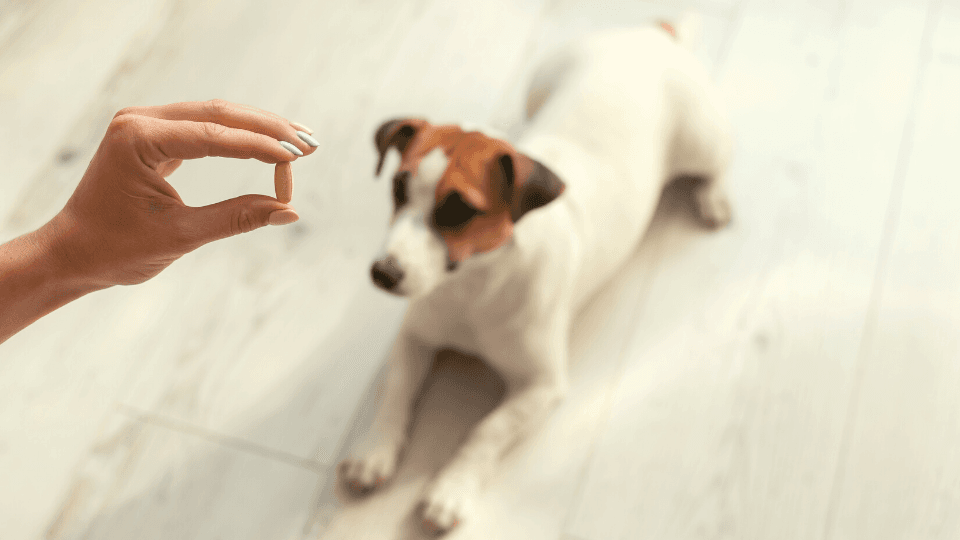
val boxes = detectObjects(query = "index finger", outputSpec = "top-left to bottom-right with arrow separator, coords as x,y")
119,115 -> 301,167
232,102 -> 313,134
116,100 -> 318,156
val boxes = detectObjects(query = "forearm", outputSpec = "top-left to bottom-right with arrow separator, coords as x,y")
0,218 -> 103,345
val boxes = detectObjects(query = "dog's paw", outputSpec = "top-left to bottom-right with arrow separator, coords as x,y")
338,439 -> 401,494
419,472 -> 479,535
694,185 -> 732,229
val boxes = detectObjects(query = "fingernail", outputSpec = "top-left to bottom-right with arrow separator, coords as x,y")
279,140 -> 303,156
290,121 -> 314,135
296,131 -> 320,147
269,209 -> 299,226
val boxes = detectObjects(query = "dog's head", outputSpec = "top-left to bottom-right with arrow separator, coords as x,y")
369,117 -> 566,298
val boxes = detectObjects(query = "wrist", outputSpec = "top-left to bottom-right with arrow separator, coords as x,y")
39,212 -> 111,295
0,215 -> 106,345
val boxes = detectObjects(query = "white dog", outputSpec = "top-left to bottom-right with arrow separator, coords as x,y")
339,13 -> 732,534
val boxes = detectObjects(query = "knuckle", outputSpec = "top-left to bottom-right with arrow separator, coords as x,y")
113,106 -> 138,119
233,207 -> 258,235
107,114 -> 146,141
200,121 -> 227,139
205,98 -> 229,118
200,122 -> 229,157
108,113 -> 134,132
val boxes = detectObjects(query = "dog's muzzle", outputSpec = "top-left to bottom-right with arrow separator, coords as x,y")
371,256 -> 404,291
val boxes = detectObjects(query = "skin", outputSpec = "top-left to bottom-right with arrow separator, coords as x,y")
0,99 -> 316,345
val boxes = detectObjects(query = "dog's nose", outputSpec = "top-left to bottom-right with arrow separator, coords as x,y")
371,256 -> 404,290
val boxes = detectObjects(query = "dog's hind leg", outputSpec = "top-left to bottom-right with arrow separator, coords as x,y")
672,79 -> 734,229
693,171 -> 733,229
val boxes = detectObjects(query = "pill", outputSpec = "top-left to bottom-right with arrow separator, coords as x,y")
275,161 -> 293,204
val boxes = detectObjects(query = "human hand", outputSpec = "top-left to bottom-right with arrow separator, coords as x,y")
45,100 -> 319,288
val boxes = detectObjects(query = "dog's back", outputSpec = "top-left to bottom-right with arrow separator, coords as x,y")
512,16 -> 732,311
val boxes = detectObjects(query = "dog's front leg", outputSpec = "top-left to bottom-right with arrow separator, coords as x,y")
419,331 -> 568,533
339,330 -> 434,493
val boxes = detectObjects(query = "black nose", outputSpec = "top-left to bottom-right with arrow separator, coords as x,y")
371,256 -> 404,290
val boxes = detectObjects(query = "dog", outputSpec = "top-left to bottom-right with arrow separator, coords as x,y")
339,13 -> 732,534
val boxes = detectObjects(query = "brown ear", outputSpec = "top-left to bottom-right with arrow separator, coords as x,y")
374,118 -> 423,176
494,153 -> 566,222
490,153 -> 516,207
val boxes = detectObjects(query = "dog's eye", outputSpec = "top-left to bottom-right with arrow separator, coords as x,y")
434,192 -> 480,231
392,171 -> 409,208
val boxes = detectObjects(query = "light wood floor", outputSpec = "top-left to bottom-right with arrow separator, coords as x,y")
2,0 -> 959,538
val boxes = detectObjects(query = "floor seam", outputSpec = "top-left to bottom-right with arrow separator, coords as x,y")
819,0 -> 944,538
115,403 -> 327,474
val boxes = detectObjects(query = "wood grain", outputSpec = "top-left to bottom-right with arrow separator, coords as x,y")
825,2 -> 960,537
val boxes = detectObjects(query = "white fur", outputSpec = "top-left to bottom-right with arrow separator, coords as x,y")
377,148 -> 450,297
459,121 -> 509,141
343,18 -> 733,533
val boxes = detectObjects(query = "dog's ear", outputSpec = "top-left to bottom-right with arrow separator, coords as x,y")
374,118 -> 423,176
491,153 -> 516,207
493,153 -> 566,222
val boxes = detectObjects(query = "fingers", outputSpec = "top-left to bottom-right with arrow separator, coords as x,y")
115,116 -> 303,166
109,100 -> 312,209
234,103 -> 313,134
176,194 -> 298,248
115,100 -> 318,157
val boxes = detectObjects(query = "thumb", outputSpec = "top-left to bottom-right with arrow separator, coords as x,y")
179,194 -> 299,247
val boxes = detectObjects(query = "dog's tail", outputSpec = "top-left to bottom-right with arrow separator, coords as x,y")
658,10 -> 702,50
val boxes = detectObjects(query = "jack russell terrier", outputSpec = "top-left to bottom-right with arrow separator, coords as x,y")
339,13 -> 732,534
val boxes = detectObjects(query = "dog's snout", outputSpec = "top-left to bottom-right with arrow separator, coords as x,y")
371,256 -> 404,290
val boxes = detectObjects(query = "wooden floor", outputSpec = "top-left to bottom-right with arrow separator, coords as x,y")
2,0 -> 959,538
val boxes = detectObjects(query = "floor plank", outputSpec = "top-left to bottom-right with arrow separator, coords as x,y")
41,410 -> 319,540
564,0 -> 935,537
825,2 -> 960,537
0,0 -> 165,227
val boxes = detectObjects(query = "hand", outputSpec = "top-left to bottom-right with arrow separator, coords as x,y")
45,100 -> 318,288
